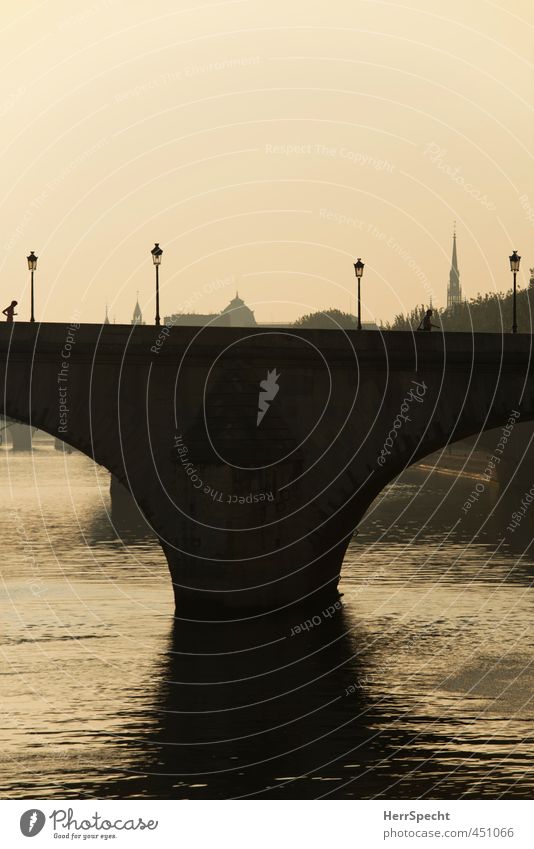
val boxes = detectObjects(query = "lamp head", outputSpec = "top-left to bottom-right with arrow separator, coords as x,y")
151,243 -> 163,266
353,258 -> 365,278
509,250 -> 521,273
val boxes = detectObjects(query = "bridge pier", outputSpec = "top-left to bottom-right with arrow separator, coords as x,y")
161,541 -> 346,617
151,450 -> 361,616
8,420 -> 34,451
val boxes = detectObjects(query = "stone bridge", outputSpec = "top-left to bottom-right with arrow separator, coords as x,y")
1,322 -> 532,617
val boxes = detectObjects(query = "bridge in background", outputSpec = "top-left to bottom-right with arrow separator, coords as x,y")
1,322 -> 533,618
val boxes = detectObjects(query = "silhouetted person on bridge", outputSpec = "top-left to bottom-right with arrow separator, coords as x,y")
2,300 -> 17,323
417,309 -> 438,332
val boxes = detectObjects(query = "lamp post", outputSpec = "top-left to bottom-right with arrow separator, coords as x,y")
353,258 -> 365,330
27,251 -> 38,323
510,250 -> 520,334
151,243 -> 163,326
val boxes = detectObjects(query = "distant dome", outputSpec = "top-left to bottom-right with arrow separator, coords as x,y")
220,291 -> 256,327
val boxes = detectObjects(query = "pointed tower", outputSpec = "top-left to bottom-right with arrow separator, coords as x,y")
104,303 -> 110,325
132,291 -> 144,325
447,225 -> 461,308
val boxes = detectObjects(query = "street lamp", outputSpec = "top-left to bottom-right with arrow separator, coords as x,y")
353,258 -> 365,330
509,250 -> 520,334
27,251 -> 38,323
151,243 -> 163,326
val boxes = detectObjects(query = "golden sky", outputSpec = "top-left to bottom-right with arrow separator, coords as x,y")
0,0 -> 532,324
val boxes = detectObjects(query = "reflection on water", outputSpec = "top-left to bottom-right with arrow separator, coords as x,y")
0,443 -> 532,798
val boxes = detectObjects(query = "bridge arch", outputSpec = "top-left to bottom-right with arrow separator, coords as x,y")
1,322 -> 533,617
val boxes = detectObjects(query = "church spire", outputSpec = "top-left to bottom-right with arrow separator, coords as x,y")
104,303 -> 110,324
447,224 -> 461,308
132,290 -> 143,324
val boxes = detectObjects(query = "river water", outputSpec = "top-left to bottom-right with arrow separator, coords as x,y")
0,441 -> 532,799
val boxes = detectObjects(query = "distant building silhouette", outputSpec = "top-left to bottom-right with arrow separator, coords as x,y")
104,304 -> 110,325
165,292 -> 257,327
220,292 -> 256,326
165,312 -> 222,326
447,226 -> 462,308
256,319 -> 292,327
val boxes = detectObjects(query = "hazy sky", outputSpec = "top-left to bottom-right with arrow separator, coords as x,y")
0,0 -> 532,325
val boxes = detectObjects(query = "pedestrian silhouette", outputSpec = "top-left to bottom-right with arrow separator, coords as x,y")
2,300 -> 17,323
417,309 -> 439,332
